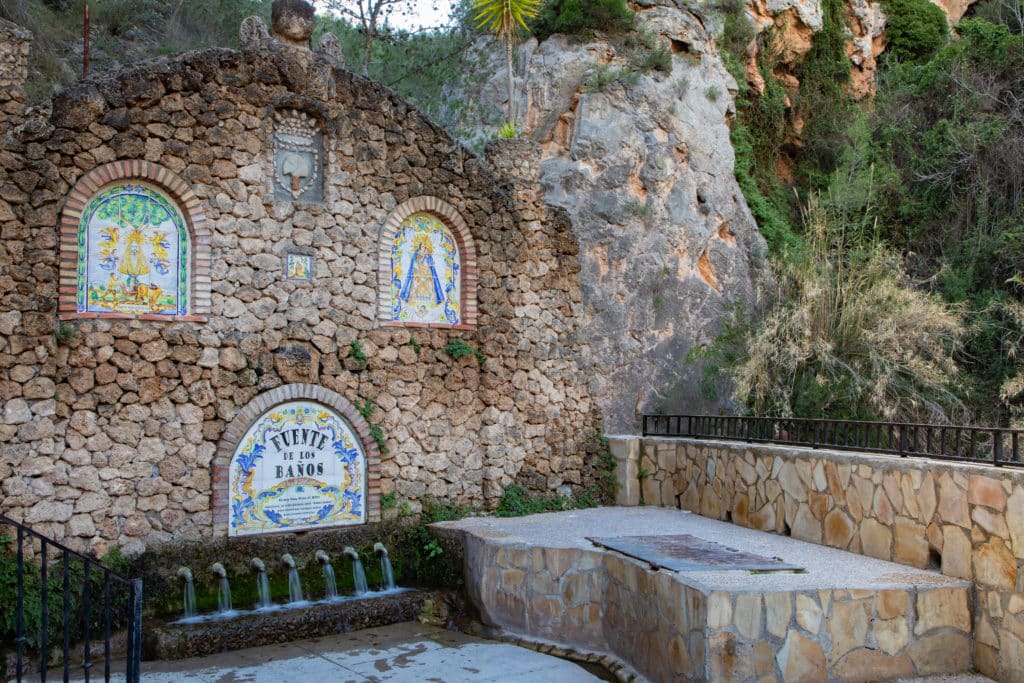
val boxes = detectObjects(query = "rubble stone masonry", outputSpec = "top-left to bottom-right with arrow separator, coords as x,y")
611,437 -> 1024,682
0,21 -> 599,555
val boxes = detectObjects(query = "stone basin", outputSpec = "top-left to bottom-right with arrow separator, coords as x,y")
144,588 -> 446,660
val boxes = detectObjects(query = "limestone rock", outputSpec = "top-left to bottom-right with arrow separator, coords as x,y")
449,9 -> 769,431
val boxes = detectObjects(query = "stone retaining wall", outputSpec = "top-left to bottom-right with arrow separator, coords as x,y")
0,19 -> 601,556
609,436 -> 1024,681
447,508 -> 975,682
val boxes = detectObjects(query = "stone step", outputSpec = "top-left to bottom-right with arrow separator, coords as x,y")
438,507 -> 976,683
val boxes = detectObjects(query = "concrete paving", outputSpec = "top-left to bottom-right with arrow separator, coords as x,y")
14,622 -> 605,683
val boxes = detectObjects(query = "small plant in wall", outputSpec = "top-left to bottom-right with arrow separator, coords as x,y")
54,322 -> 79,346
497,121 -> 518,139
349,339 -> 368,364
444,339 -> 485,365
356,398 -> 389,454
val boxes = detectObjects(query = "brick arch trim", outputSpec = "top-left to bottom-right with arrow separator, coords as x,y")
212,384 -> 382,536
376,196 -> 478,330
57,160 -> 211,322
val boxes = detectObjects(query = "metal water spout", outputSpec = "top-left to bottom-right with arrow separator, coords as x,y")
177,567 -> 196,619
316,550 -> 338,599
211,563 -> 232,612
344,546 -> 368,595
373,542 -> 388,557
281,553 -> 296,568
251,558 -> 272,609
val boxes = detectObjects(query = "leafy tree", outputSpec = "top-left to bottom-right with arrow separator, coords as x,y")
317,0 -> 441,75
882,0 -> 949,63
471,0 -> 542,128
531,0 -> 635,42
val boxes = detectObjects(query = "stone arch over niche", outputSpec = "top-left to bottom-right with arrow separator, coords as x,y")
212,384 -> 382,537
377,196 -> 478,330
58,161 -> 211,322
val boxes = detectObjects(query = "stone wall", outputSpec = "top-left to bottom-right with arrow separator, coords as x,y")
0,22 -> 600,556
0,19 -> 30,140
610,437 -> 1024,681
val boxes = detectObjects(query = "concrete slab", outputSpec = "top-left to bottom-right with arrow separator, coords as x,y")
9,623 -> 605,683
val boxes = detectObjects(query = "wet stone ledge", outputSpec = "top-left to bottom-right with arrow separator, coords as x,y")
144,589 -> 447,660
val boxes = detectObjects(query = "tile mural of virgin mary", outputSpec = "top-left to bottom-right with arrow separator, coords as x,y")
78,184 -> 189,317
389,213 -> 460,325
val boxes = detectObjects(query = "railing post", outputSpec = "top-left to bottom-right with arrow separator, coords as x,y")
994,429 -> 1002,466
127,578 -> 143,683
15,525 -> 25,682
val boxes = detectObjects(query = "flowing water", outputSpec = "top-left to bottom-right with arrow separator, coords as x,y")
352,557 -> 368,595
182,575 -> 197,619
287,567 -> 304,603
322,562 -> 338,600
380,555 -> 396,591
217,576 -> 233,613
256,569 -> 272,609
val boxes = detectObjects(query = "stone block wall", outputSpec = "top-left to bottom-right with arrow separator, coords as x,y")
0,29 -> 600,556
0,19 -> 30,138
610,437 -> 1024,681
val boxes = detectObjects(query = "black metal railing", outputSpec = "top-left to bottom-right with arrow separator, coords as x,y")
642,415 -> 1024,466
1,514 -> 142,683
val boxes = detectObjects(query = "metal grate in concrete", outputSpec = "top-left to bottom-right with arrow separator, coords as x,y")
587,534 -> 804,573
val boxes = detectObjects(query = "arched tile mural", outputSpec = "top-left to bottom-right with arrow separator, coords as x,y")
390,213 -> 461,325
228,401 -> 366,536
58,160 -> 211,322
377,196 -> 478,329
78,183 -> 189,316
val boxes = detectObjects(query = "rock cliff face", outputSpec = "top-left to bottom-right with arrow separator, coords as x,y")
449,0 -> 970,432
451,1 -> 773,432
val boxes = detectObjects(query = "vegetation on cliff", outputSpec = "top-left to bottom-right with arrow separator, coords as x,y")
717,0 -> 1024,425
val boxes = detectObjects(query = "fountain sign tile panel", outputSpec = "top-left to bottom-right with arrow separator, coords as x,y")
586,535 -> 804,573
229,401 -> 366,536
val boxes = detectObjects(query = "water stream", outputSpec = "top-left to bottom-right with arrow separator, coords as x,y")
317,550 -> 338,600
375,543 -> 396,591
282,554 -> 304,603
211,563 -> 232,613
345,546 -> 369,595
177,567 -> 196,619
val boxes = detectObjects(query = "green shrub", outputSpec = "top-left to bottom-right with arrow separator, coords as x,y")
497,121 -> 518,138
883,0 -> 949,63
730,195 -> 967,422
443,339 -> 485,365
349,339 -> 367,364
583,64 -> 639,92
532,0 -> 635,41
713,0 -> 757,57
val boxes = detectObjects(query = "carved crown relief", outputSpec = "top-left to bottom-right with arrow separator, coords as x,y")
273,109 -> 324,203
